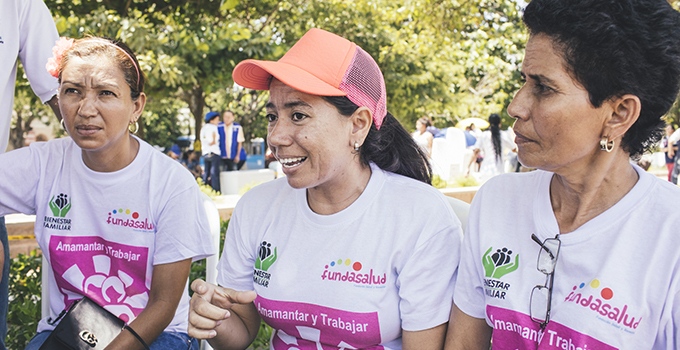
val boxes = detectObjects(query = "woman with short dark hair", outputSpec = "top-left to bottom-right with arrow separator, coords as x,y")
446,0 -> 680,349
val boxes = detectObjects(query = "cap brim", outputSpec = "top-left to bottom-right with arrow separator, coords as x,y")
233,59 -> 346,97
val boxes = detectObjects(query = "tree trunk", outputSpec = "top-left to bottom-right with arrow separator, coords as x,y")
189,85 -> 205,144
9,111 -> 35,150
179,85 -> 205,149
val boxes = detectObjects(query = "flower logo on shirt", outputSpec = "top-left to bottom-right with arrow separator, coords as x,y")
49,193 -> 72,217
483,246 -> 519,279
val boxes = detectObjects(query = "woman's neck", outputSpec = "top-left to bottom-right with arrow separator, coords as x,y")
549,150 -> 638,233
82,135 -> 140,172
306,161 -> 372,215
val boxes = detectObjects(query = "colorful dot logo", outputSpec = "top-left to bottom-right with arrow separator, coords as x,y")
326,258 -> 363,272
110,208 -> 140,219
572,278 -> 614,300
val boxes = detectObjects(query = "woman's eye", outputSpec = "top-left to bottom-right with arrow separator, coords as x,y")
534,83 -> 552,95
64,88 -> 78,94
266,114 -> 277,123
291,112 -> 306,122
101,90 -> 116,97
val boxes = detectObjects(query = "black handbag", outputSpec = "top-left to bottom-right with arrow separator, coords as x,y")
39,296 -> 124,350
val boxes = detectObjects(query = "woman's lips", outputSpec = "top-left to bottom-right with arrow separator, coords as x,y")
513,131 -> 533,144
75,125 -> 102,136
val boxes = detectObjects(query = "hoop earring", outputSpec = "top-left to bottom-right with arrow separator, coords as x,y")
600,138 -> 614,152
128,121 -> 139,134
60,119 -> 66,130
354,141 -> 360,151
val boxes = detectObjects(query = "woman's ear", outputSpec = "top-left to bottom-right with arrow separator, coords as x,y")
350,107 -> 373,146
132,92 -> 147,121
603,94 -> 641,140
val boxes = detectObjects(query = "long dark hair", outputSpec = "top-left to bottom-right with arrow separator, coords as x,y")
489,113 -> 502,161
324,96 -> 432,184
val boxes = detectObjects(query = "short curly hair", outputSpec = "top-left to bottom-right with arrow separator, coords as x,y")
523,0 -> 680,157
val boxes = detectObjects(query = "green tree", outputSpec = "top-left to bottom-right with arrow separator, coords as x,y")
14,0 -> 529,148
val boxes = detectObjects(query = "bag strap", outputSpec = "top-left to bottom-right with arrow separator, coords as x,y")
123,324 -> 151,350
46,298 -> 80,325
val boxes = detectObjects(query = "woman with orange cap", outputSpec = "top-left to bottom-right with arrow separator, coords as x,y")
188,28 -> 462,350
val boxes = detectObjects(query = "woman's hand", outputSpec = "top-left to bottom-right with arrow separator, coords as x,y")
188,279 -> 260,350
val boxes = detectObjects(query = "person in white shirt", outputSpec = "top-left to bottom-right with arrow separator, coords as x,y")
0,36 -> 213,350
411,117 -> 434,156
200,111 -> 221,192
188,28 -> 462,350
446,1 -> 680,349
1,1 -> 62,347
466,113 -> 516,182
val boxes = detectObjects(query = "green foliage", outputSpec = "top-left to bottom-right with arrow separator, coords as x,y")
197,177 -> 221,198
7,250 -> 43,350
450,175 -> 481,187
250,322 -> 273,349
188,217 -> 271,349
239,181 -> 267,195
6,225 -> 270,349
431,174 -> 448,189
14,0 -> 528,154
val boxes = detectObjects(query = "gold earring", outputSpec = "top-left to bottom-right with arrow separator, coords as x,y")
354,141 -> 360,151
129,121 -> 139,134
600,137 -> 614,152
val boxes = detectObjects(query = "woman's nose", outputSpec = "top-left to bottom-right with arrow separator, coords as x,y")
78,95 -> 98,118
267,119 -> 292,148
507,86 -> 529,121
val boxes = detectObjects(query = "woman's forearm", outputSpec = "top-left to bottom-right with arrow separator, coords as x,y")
105,258 -> 192,349
106,296 -> 178,350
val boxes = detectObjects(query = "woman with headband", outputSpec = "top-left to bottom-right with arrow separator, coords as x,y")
0,37 -> 214,349
188,28 -> 462,350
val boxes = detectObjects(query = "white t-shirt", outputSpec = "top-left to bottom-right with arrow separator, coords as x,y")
669,128 -> 680,145
473,130 -> 515,181
0,136 -> 215,333
411,130 -> 432,155
200,123 -> 221,156
217,163 -> 462,349
1,0 -> 59,153
454,166 -> 680,349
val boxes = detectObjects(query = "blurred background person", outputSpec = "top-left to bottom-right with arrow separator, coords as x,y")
466,113 -> 516,182
167,144 -> 182,162
412,116 -> 434,156
464,125 -> 477,148
218,110 -> 246,171
662,124 -> 677,181
201,111 -> 221,192
182,150 -> 203,179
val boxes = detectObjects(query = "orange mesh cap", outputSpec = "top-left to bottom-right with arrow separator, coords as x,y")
233,28 -> 387,129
